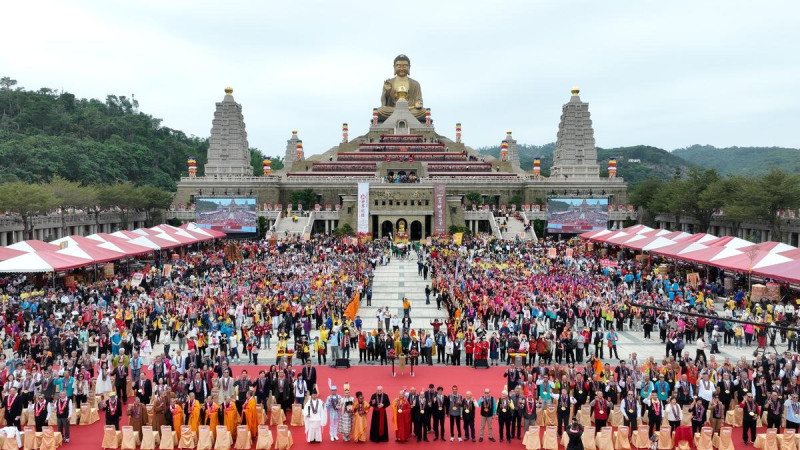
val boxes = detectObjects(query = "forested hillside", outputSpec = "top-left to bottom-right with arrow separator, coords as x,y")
0,77 -> 281,190
478,143 -> 694,186
673,145 -> 800,176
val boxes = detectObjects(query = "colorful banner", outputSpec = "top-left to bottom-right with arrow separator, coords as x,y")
357,182 -> 370,234
131,272 -> 144,287
433,183 -> 446,234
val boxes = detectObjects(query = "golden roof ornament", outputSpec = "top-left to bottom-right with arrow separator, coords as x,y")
571,87 -> 580,96
396,85 -> 408,100
224,86 -> 233,94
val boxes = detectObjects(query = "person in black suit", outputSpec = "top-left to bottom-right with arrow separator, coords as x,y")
302,360 -> 317,394
114,363 -> 129,403
135,372 -> 153,405
431,386 -> 447,441
273,370 -> 293,411
234,370 -> 251,413
5,386 -> 24,429
254,371 -> 271,408
407,387 -> 424,442
101,392 -> 123,430
33,393 -> 50,432
187,372 -> 207,403
422,384 -> 437,441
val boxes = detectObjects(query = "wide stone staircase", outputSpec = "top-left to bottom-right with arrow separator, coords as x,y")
500,213 -> 537,241
274,213 -> 310,237
359,256 -> 448,333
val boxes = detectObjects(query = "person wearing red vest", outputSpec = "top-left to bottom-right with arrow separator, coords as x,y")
589,391 -> 609,428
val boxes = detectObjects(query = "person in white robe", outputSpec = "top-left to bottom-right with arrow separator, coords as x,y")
303,391 -> 327,443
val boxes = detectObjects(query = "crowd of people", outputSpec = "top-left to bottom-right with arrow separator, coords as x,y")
0,232 -> 798,447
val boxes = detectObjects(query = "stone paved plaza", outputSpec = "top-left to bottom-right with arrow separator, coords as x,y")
145,257 -> 779,367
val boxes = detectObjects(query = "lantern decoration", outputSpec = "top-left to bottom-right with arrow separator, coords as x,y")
500,141 -> 509,162
187,156 -> 197,178
455,123 -> 462,143
608,157 -> 617,178
372,108 -> 379,125
262,158 -> 272,176
425,108 -> 431,125
342,123 -> 349,143
296,140 -> 304,161
533,157 -> 541,178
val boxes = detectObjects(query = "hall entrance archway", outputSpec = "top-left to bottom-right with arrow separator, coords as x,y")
410,220 -> 422,241
381,220 -> 394,238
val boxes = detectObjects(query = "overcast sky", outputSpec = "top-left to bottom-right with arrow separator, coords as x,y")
4,0 -> 799,158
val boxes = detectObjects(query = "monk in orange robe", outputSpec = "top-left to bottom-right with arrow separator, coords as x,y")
202,398 -> 220,438
351,392 -> 370,443
242,391 -> 259,439
223,396 -> 239,439
187,394 -> 202,434
391,390 -> 412,442
170,399 -> 185,440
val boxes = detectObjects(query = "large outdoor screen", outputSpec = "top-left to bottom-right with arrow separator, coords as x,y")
195,197 -> 257,233
547,198 -> 608,234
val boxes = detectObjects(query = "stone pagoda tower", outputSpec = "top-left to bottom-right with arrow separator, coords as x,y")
203,87 -> 253,177
549,88 -> 600,179
283,130 -> 301,171
504,130 -> 520,168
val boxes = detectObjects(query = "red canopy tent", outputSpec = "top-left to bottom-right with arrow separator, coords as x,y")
752,258 -> 800,284
0,247 -> 26,262
56,244 -> 125,264
0,250 -> 92,273
709,242 -> 798,272
95,239 -> 154,257
7,240 -> 60,253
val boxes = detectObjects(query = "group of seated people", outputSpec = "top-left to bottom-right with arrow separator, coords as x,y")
385,173 -> 420,183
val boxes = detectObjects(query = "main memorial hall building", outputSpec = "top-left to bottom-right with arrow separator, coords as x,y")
171,56 -> 630,240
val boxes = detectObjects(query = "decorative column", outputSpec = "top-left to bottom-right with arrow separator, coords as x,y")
296,140 -> 305,161
372,108 -> 379,125
455,123 -> 462,143
533,157 -> 541,179
500,140 -> 508,162
188,156 -> 197,178
342,123 -> 349,143
425,108 -> 431,125
262,158 -> 271,176
608,157 -> 617,178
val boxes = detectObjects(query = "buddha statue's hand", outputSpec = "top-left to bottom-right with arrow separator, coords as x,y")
414,99 -> 423,109
384,80 -> 393,91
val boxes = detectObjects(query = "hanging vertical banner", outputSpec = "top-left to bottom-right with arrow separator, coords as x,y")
433,183 -> 446,235
357,182 -> 370,234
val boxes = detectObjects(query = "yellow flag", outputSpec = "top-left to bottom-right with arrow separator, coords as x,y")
453,233 -> 463,245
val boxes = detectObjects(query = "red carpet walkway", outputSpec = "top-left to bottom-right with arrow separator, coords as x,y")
66,365 -> 761,449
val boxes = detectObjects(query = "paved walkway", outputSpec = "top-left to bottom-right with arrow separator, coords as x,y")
358,256 -> 447,333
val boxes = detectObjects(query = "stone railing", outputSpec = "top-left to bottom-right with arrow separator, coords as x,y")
179,176 -> 278,182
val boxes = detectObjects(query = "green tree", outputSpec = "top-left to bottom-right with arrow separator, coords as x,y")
507,194 -> 523,209
741,169 -> 800,239
288,189 -> 317,210
0,182 -> 57,240
47,176 -> 99,236
137,185 -> 174,227
333,223 -> 355,237
465,192 -> 482,205
97,182 -> 144,229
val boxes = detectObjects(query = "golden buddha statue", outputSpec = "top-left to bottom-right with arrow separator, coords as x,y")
376,54 -> 426,122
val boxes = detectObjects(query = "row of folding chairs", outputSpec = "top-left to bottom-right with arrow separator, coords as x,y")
521,425 -> 738,450
102,425 -> 293,450
0,427 -> 62,450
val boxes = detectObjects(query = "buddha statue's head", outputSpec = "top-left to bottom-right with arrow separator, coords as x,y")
394,54 -> 410,77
